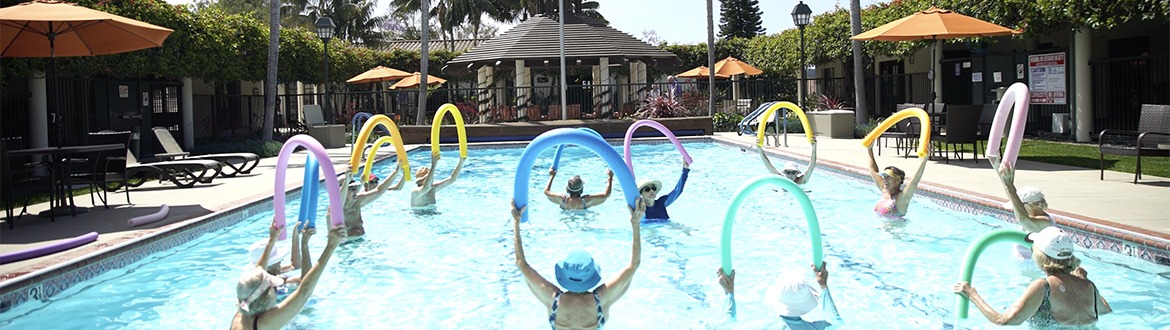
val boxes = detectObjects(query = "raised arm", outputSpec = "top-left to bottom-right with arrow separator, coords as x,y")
421,153 -> 440,189
355,168 -> 399,206
257,222 -> 280,268
897,146 -> 931,209
662,161 -> 690,206
385,164 -> 405,192
598,197 -> 647,308
433,156 -> 465,190
866,146 -> 885,191
299,227 -> 314,278
717,268 -> 737,319
512,200 -> 559,309
996,164 -> 1051,232
954,279 -> 1046,325
260,226 -> 344,329
584,169 -> 614,207
286,222 -> 303,272
543,168 -> 562,203
758,147 -> 779,175
797,140 -> 818,185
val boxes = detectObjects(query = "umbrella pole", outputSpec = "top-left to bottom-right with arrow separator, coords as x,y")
930,36 -> 937,114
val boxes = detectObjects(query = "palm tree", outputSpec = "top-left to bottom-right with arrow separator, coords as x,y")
576,0 -> 607,25
282,0 -> 390,48
850,0 -> 868,124
262,0 -> 280,141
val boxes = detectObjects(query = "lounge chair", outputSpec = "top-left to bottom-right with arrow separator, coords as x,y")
124,150 -> 223,189
1099,104 -> 1170,183
303,105 -> 346,148
151,127 -> 260,177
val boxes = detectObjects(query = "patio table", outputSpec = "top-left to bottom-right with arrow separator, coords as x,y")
7,143 -> 125,217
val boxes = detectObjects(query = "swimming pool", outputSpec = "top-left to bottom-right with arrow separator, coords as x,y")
1,140 -> 1168,329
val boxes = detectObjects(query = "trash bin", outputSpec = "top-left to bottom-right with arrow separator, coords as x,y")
1052,113 -> 1070,134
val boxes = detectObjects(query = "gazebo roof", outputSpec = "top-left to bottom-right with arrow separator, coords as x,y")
443,13 -> 680,74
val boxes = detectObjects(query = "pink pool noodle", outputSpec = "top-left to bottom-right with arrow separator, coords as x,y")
623,119 -> 694,173
273,135 -> 344,240
985,83 -> 1030,167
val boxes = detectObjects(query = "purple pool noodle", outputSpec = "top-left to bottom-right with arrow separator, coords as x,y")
0,232 -> 99,265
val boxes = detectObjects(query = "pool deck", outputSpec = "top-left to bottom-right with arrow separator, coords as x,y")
2,133 -> 1168,282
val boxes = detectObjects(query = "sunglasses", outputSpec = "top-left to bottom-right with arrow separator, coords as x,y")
641,186 -> 657,193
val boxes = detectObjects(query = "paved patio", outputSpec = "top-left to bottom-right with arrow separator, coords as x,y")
2,132 -> 1167,281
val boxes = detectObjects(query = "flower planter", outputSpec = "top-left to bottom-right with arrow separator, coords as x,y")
807,109 -> 855,139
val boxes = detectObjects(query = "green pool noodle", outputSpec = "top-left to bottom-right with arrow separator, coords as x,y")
956,228 -> 1030,319
720,175 -> 823,276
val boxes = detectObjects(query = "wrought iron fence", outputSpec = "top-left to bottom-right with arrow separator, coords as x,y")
1090,55 -> 1170,131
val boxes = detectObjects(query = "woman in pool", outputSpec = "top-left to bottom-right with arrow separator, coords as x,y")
954,227 -> 1111,327
337,167 -> 404,237
411,153 -> 466,208
640,159 -> 690,222
511,197 -> 647,329
717,262 -> 842,329
232,224 -> 344,330
544,168 -> 614,210
991,160 -> 1054,257
758,139 -> 817,185
866,144 -> 929,218
246,222 -> 312,290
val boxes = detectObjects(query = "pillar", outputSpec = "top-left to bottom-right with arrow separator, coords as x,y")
593,58 -> 612,114
477,66 -> 494,113
1073,29 -> 1093,142
181,77 -> 194,149
515,60 -> 531,118
28,71 -> 48,148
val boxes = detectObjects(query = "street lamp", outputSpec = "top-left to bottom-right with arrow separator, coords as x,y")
790,1 -> 811,147
315,16 -> 336,120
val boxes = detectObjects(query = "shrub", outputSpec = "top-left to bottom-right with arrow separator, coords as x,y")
193,139 -> 284,158
712,112 -> 744,132
634,92 -> 686,118
855,117 -> 880,139
809,93 -> 850,111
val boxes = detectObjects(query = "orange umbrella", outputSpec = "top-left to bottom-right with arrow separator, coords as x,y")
389,72 -> 446,90
0,0 -> 174,57
677,66 -> 729,79
852,6 -> 1019,110
714,57 -> 763,77
346,66 -> 413,84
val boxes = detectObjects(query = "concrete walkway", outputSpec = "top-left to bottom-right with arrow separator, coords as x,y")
2,133 -> 1168,280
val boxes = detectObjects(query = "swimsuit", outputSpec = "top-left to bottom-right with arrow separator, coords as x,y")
1029,281 -> 1099,329
874,196 -> 902,218
642,168 -> 689,222
548,291 -> 605,329
560,194 -> 588,210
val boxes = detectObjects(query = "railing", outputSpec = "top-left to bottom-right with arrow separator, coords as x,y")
1090,55 -> 1170,131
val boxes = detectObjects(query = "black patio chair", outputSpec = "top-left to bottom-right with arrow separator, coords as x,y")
2,137 -> 57,228
931,105 -> 982,163
1099,104 -> 1170,183
79,131 -> 132,208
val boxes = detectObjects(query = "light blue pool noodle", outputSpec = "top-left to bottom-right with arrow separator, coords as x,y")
514,128 -> 638,222
299,153 -> 321,229
551,127 -> 605,170
956,229 -> 1030,319
720,175 -> 823,276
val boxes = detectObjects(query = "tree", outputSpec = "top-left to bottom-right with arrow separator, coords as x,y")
641,29 -> 663,46
280,0 -> 391,48
263,0 -> 279,141
849,0 -> 868,125
718,0 -> 765,39
576,0 -> 607,25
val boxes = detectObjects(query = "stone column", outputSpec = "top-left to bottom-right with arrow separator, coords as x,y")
515,60 -> 531,118
593,58 -> 612,115
1074,29 -> 1093,142
181,77 -> 195,149
28,71 -> 48,148
477,66 -> 494,113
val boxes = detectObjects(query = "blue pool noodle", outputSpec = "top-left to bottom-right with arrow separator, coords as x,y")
514,128 -> 638,223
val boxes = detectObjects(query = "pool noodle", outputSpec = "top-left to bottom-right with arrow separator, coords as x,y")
0,232 -> 98,265
551,127 -> 604,170
430,103 -> 469,158
955,229 -> 1029,319
720,175 -> 823,276
300,154 -> 321,229
861,108 -> 933,158
513,128 -> 639,223
754,102 -> 815,145
127,204 -> 170,227
622,120 -> 694,172
361,136 -> 412,183
350,114 -> 410,183
985,83 -> 1030,168
275,135 -> 345,239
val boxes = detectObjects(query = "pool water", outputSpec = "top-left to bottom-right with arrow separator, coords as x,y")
2,141 -> 1168,329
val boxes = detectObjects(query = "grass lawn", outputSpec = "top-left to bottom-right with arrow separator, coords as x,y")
1016,139 -> 1169,178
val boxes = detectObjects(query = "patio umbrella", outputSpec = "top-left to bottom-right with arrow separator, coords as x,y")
390,72 -> 446,90
852,6 -> 1019,111
346,65 -> 413,84
0,0 -> 173,145
713,56 -> 763,77
677,65 -> 729,79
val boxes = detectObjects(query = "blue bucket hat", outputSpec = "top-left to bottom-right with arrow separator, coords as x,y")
554,250 -> 602,292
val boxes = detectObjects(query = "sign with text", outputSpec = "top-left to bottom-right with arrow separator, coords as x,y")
1028,52 -> 1067,105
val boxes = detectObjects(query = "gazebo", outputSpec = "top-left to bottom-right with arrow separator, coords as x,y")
444,1 -> 680,117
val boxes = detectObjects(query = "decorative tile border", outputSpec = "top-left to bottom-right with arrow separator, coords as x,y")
3,136 -> 1167,314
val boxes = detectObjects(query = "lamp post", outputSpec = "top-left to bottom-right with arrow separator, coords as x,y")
315,17 -> 336,120
791,1 -> 812,147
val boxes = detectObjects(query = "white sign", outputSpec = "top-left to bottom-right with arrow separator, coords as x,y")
993,72 -> 1002,83
1028,52 -> 1067,105
1016,64 -> 1025,79
972,72 -> 983,82
118,85 -> 129,98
